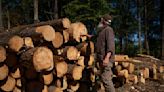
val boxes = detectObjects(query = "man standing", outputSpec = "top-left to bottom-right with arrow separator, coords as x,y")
96,14 -> 115,92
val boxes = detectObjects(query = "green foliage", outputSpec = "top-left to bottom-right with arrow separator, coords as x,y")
62,0 -> 112,24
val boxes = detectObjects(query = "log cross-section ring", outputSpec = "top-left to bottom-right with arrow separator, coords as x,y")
33,47 -> 54,72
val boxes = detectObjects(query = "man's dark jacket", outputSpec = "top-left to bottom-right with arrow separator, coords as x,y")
96,26 -> 115,67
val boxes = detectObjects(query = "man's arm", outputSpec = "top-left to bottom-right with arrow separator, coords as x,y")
103,27 -> 115,66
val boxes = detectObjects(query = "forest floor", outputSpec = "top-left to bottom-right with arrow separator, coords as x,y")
115,56 -> 164,92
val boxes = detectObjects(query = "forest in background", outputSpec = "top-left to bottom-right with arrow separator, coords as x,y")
0,0 -> 163,59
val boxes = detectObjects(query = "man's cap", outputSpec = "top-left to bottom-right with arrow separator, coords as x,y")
102,14 -> 112,21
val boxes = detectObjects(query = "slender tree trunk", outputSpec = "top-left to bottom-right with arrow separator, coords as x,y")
54,0 -> 58,19
137,0 -> 142,54
0,0 -> 4,31
125,33 -> 128,53
34,0 -> 39,23
7,10 -> 10,29
119,36 -> 123,54
144,0 -> 150,55
161,0 -> 164,60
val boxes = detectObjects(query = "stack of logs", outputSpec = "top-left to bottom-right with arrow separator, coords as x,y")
0,18 -> 95,92
112,55 -> 164,88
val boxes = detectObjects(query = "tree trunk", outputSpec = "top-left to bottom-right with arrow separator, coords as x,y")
0,0 -> 4,31
54,0 -> 58,19
161,0 -> 164,60
34,0 -> 39,23
119,36 -> 123,54
144,0 -> 150,55
7,10 -> 10,29
137,0 -> 142,54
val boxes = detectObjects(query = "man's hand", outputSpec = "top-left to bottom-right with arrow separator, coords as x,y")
80,34 -> 93,38
103,57 -> 109,66
102,52 -> 112,67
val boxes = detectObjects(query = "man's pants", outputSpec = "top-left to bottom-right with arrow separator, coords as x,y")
100,63 -> 115,92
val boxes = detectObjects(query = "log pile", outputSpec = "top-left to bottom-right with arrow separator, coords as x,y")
112,55 -> 164,88
0,18 -> 95,92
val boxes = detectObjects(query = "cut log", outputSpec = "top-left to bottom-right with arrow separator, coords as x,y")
90,71 -> 96,83
43,73 -> 53,85
0,76 -> 16,91
66,46 -> 80,60
62,18 -> 71,29
16,79 -> 21,87
118,69 -> 129,79
128,74 -> 138,84
140,72 -> 145,84
143,67 -> 149,79
159,66 -> 164,73
153,64 -> 157,80
70,82 -> 80,92
52,32 -> 63,48
42,85 -> 49,92
13,87 -> 21,92
55,61 -> 68,78
122,62 -> 129,68
128,63 -> 135,74
115,55 -> 130,62
77,56 -> 85,67
11,67 -> 21,79
33,47 -> 54,72
63,30 -> 69,43
76,41 -> 94,56
114,62 -> 118,66
62,76 -> 68,90
5,51 -> 18,68
0,64 -> 9,80
72,65 -> 83,80
36,25 -> 55,41
55,79 -> 61,88
0,19 -> 63,45
115,65 -> 122,74
68,22 -> 88,42
24,37 -> 34,47
53,87 -> 63,92
8,35 -> 24,52
0,46 -> 6,62
88,54 -> 95,66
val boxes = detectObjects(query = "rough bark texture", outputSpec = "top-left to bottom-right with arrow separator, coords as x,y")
0,19 -> 62,45
0,0 -> 3,32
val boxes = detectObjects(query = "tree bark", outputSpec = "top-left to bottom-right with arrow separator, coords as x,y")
137,0 -> 142,54
144,0 -> 150,55
34,0 -> 39,23
161,0 -> 164,60
0,0 -> 4,32
54,0 -> 58,19
7,10 -> 10,30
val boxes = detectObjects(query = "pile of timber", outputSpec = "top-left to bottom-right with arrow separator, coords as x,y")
112,55 -> 164,88
0,18 -> 96,92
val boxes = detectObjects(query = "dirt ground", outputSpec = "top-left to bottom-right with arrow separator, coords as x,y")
115,57 -> 164,92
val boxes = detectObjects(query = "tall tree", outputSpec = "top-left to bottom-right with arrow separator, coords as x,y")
144,0 -> 150,55
162,0 -> 164,60
34,0 -> 39,23
0,0 -> 3,31
54,0 -> 58,19
137,0 -> 142,54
